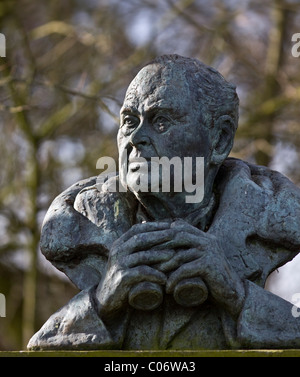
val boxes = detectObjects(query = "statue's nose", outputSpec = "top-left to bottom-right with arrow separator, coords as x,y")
129,123 -> 151,148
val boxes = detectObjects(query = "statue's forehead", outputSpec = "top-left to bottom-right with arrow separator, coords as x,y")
122,64 -> 191,112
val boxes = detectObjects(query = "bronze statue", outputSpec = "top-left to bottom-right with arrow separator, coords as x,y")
28,55 -> 300,350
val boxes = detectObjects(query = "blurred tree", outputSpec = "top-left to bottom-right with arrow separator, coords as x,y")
0,0 -> 299,350
0,0 -> 158,349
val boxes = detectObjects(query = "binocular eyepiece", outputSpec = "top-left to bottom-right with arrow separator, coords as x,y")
128,277 -> 208,311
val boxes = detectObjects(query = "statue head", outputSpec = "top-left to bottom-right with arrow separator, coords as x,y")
117,55 -> 239,212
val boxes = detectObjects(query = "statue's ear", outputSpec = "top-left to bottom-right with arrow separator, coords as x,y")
211,115 -> 235,165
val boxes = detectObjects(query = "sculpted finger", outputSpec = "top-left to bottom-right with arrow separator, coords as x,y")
170,220 -> 204,236
124,229 -> 176,253
122,265 -> 167,287
156,248 -> 200,272
126,249 -> 176,267
166,260 -> 202,294
115,221 -> 171,245
157,231 -> 209,251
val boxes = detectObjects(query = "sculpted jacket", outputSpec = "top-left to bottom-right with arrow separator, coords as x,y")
27,158 -> 300,350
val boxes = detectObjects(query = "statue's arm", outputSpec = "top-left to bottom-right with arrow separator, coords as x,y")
28,221 -> 174,350
40,177 -> 109,263
251,165 -> 300,250
27,285 -> 128,350
228,281 -> 300,349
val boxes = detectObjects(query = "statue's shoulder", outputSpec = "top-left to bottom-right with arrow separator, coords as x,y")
218,157 -> 299,195
73,173 -> 137,230
40,174 -> 137,290
213,158 -> 300,284
217,158 -> 300,229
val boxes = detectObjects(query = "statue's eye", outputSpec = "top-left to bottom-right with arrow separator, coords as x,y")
122,115 -> 139,134
152,116 -> 172,133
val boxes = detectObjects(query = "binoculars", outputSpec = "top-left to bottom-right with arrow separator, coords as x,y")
128,277 -> 208,311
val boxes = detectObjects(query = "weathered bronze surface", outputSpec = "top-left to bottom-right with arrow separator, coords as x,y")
28,55 -> 300,350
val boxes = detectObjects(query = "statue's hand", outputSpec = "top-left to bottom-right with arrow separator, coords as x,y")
157,220 -> 245,318
95,221 -> 176,318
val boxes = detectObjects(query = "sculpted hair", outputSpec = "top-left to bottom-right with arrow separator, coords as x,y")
145,54 -> 239,134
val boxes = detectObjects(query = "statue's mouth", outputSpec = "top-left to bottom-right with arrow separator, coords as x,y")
128,157 -> 152,172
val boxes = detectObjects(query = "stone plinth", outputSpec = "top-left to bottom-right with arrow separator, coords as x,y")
1,349 -> 300,357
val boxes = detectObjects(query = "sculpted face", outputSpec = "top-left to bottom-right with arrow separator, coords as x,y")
117,63 -> 213,196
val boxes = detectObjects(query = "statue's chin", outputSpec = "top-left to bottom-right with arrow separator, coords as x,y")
124,166 -> 160,195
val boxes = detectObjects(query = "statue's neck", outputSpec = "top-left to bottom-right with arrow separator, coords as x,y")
134,189 -> 216,230
132,164 -> 219,228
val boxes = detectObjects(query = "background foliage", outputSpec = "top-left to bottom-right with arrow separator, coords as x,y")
0,0 -> 300,350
